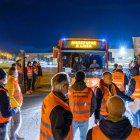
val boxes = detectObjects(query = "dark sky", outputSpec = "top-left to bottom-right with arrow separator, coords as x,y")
0,0 -> 140,53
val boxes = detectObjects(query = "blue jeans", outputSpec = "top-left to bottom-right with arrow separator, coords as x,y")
0,125 -> 9,140
11,108 -> 22,140
72,120 -> 89,140
131,110 -> 140,129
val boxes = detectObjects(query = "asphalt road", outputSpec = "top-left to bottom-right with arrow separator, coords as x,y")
19,91 -> 48,140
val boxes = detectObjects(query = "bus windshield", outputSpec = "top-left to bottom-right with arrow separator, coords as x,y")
58,38 -> 108,79
62,50 -> 106,78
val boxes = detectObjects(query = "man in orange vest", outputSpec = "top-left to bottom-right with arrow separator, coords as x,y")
126,70 -> 140,129
112,65 -> 128,92
40,72 -> 73,140
0,68 -> 18,140
32,61 -> 38,91
68,71 -> 96,140
86,96 -> 140,140
6,67 -> 24,140
94,72 -> 133,123
25,61 -> 33,94
16,59 -> 23,86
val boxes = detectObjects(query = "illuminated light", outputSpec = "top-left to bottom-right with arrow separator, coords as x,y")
120,47 -> 125,51
62,38 -> 66,41
102,39 -> 106,42
93,41 -> 97,45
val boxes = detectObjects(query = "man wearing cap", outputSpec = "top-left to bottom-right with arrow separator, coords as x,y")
0,68 -> 18,140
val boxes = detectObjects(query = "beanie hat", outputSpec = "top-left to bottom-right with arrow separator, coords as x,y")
0,68 -> 7,80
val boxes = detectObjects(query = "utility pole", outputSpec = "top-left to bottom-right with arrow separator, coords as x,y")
20,50 -> 26,93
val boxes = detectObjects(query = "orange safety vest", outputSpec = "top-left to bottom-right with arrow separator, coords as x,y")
100,84 -> 117,116
112,72 -> 125,92
91,126 -> 140,140
16,65 -> 23,75
27,66 -> 33,77
131,75 -> 140,99
68,87 -> 93,122
8,76 -> 23,107
0,88 -> 12,124
40,92 -> 73,140
33,65 -> 38,75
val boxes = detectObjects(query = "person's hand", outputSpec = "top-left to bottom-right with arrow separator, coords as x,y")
13,107 -> 20,113
95,119 -> 99,124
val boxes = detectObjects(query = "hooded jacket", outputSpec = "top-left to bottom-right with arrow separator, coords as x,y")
86,117 -> 140,140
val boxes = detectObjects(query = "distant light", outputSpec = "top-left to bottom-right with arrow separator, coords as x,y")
120,47 -> 126,55
120,47 -> 125,51
102,39 -> 106,42
62,38 -> 66,41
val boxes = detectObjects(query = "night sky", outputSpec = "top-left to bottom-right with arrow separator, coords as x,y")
0,0 -> 140,53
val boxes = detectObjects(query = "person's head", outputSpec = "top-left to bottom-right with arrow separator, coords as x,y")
33,61 -> 37,66
51,72 -> 70,94
117,65 -> 123,70
27,61 -> 32,66
38,62 -> 40,66
75,71 -> 85,82
11,63 -> 16,67
114,63 -> 118,69
102,72 -> 112,85
8,67 -> 18,78
106,96 -> 126,118
93,59 -> 97,64
16,59 -> 21,65
0,68 -> 7,84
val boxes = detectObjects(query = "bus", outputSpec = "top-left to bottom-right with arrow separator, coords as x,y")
55,38 -> 108,89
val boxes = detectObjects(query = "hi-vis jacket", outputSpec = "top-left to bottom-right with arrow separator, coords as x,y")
91,126 -> 140,140
26,66 -> 33,78
16,65 -> 23,75
99,84 -> 117,116
40,92 -> 73,140
6,76 -> 23,108
0,88 -> 12,124
131,75 -> 140,99
68,87 -> 93,122
112,71 -> 125,92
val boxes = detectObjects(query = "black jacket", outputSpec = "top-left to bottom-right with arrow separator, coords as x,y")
94,80 -> 133,119
0,84 -> 17,127
50,92 -> 73,140
38,65 -> 43,76
86,117 -> 132,140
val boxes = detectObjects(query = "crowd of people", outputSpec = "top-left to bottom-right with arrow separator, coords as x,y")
0,59 -> 140,140
40,60 -> 140,140
15,59 -> 43,94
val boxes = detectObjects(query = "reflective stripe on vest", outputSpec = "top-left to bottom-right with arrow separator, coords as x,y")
68,87 -> 93,122
8,76 -> 23,106
69,102 -> 91,106
14,80 -> 23,106
100,84 -> 117,116
40,92 -> 73,140
131,76 -> 140,99
112,72 -> 125,92
27,66 -> 33,77
0,88 -> 12,123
